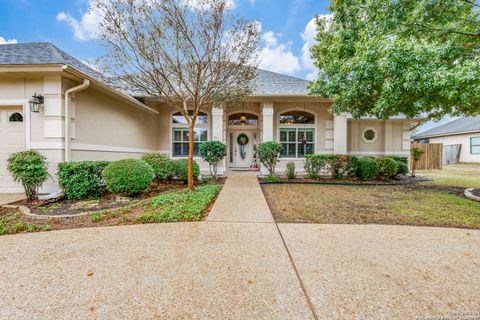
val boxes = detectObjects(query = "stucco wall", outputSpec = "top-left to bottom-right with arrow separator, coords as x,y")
348,119 -> 411,156
428,133 -> 480,163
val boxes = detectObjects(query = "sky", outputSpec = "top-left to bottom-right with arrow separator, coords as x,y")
0,0 -> 331,80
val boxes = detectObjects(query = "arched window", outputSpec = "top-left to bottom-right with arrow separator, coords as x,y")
9,112 -> 23,122
279,110 -> 315,158
228,113 -> 258,126
172,111 -> 208,157
279,111 -> 314,124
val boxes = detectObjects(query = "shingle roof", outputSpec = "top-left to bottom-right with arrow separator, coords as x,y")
253,69 -> 310,96
0,42 -> 103,80
414,116 -> 480,138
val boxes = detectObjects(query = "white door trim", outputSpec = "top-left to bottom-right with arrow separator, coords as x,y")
0,99 -> 30,150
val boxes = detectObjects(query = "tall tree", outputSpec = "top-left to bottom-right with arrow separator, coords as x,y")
309,0 -> 480,119
93,0 -> 259,191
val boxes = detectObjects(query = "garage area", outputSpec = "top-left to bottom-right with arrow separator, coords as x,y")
0,106 -> 25,193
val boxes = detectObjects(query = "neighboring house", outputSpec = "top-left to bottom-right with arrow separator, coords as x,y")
0,42 -> 418,194
413,116 -> 480,163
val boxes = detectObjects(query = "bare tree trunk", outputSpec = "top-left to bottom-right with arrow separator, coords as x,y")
411,161 -> 417,177
188,123 -> 195,191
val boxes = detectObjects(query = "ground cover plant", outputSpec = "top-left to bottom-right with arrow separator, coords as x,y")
262,184 -> 480,229
0,184 -> 222,235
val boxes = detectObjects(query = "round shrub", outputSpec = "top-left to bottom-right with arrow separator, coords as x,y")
141,153 -> 175,181
396,160 -> 409,175
257,141 -> 283,176
174,159 -> 200,182
103,159 -> 154,195
58,161 -> 110,200
356,157 -> 379,180
7,150 -> 49,200
376,157 -> 399,179
199,141 -> 227,179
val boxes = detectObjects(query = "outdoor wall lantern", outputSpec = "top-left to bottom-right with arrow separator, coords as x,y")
240,112 -> 247,125
29,92 -> 44,113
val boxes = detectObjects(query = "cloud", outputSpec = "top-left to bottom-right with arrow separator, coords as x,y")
56,4 -> 101,41
258,30 -> 301,74
0,37 -> 17,45
301,14 -> 331,80
185,0 -> 236,10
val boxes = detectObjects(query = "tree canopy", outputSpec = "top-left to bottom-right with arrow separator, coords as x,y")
309,0 -> 480,119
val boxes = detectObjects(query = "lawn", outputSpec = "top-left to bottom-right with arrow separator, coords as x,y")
262,184 -> 480,229
418,163 -> 480,188
0,184 -> 221,235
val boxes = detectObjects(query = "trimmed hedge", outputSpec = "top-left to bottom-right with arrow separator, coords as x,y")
257,141 -> 283,176
376,157 -> 399,179
142,153 -> 175,181
304,154 -> 334,178
357,157 -> 379,180
103,159 -> 154,195
58,161 -> 110,200
396,161 -> 409,175
304,154 -> 357,179
174,159 -> 200,182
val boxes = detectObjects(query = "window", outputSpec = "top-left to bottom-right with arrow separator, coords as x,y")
9,112 -> 23,122
172,111 -> 208,157
362,128 -> 377,143
278,110 -> 315,158
228,113 -> 258,126
471,137 -> 480,154
279,111 -> 314,124
280,128 -> 315,158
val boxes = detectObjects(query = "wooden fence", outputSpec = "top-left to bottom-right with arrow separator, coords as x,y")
410,143 -> 443,170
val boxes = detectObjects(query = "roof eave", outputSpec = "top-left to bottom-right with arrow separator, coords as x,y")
414,129 -> 480,139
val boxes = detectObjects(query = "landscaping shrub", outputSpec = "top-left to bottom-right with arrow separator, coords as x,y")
356,157 -> 379,180
257,141 -> 283,175
199,141 -> 227,179
58,161 -> 110,200
174,159 -> 200,182
376,157 -> 399,179
331,155 -> 359,179
388,156 -> 408,165
103,159 -> 154,195
395,160 -> 409,175
285,161 -> 296,180
141,153 -> 175,181
7,150 -> 49,200
304,154 -> 334,179
411,147 -> 425,177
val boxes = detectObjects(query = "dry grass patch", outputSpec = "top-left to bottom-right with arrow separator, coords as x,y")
419,163 -> 480,189
262,184 -> 480,229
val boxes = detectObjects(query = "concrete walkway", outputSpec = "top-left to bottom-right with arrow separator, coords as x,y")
1,177 -> 479,319
207,175 -> 273,223
0,194 -> 24,205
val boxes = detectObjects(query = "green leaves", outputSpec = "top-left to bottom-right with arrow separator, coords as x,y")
7,150 -> 49,200
309,0 -> 480,119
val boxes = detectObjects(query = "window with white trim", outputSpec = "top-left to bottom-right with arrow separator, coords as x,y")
279,111 -> 315,158
471,137 -> 480,155
172,111 -> 208,157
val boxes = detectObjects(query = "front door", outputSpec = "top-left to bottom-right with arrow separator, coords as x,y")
232,131 -> 256,169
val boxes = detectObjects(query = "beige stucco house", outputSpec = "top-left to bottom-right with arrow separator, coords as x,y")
0,42 -> 417,194
414,116 -> 480,163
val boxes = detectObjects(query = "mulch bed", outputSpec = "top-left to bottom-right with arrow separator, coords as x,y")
12,178 -> 227,217
472,189 -> 480,197
258,175 -> 429,186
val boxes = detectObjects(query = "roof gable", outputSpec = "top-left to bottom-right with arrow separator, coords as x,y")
415,116 -> 480,138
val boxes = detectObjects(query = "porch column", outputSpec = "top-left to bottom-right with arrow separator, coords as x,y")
211,106 -> 224,142
333,114 -> 348,154
262,102 -> 274,142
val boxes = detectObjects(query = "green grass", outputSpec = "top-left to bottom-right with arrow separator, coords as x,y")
418,163 -> 480,188
139,184 -> 220,223
262,184 -> 480,229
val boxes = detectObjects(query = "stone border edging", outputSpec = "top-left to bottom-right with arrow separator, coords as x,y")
464,188 -> 480,202
2,204 -> 92,220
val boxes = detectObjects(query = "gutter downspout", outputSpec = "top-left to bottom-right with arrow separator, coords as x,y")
64,79 -> 90,162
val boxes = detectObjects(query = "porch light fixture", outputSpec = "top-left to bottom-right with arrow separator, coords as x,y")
29,92 -> 44,113
240,112 -> 247,125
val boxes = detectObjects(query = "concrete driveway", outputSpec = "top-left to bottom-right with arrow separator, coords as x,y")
0,194 -> 24,205
1,176 -> 479,319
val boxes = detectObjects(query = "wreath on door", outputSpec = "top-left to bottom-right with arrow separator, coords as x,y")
237,133 -> 249,160
237,133 -> 249,146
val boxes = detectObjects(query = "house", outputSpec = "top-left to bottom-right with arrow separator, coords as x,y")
0,42 -> 418,194
414,116 -> 480,163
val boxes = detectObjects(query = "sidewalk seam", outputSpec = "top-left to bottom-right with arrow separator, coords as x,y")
274,221 -> 319,320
